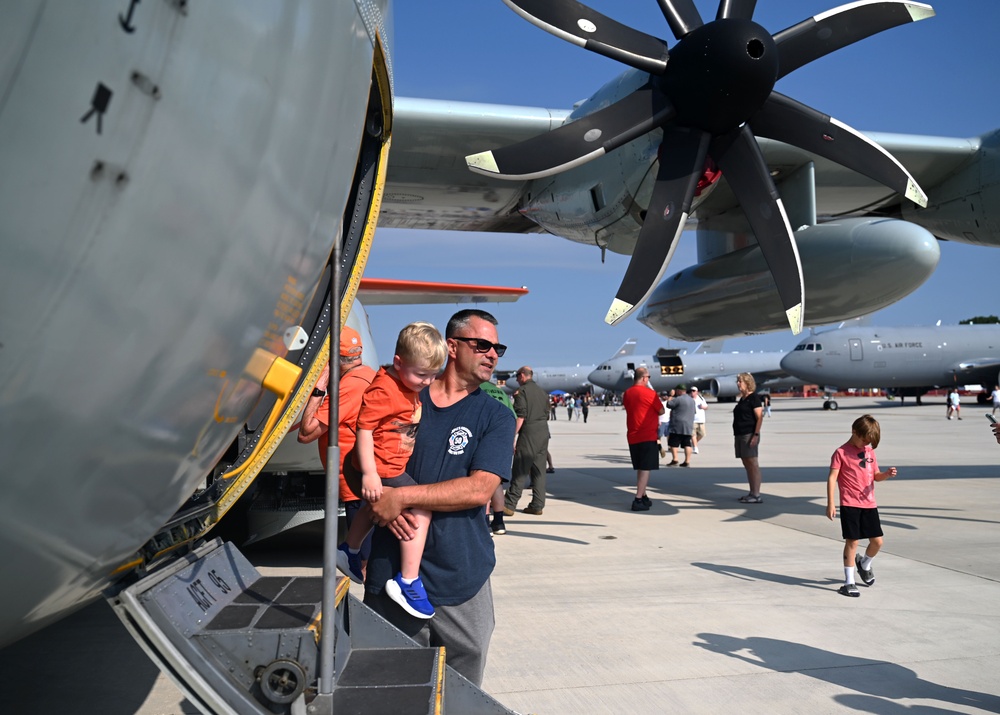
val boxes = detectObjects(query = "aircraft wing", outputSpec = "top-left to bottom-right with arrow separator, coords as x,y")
381,97 -> 977,236
358,277 -> 528,305
380,98 -> 569,233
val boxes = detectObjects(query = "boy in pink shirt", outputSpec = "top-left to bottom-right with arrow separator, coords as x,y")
826,414 -> 898,597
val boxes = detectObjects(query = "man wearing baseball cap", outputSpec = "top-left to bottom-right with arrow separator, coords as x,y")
299,326 -> 376,568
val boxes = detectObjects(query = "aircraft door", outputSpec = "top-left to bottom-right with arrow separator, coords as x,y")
849,339 -> 863,361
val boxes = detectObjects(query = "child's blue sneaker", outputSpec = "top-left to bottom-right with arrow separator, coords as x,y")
385,573 -> 435,619
336,543 -> 364,584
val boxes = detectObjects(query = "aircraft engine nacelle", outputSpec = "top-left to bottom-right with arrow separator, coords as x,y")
638,218 -> 940,341
709,375 -> 741,399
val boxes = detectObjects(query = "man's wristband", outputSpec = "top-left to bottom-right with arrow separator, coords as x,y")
311,387 -> 327,398
754,432 -> 760,436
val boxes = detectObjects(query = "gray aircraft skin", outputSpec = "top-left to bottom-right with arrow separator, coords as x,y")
4,0 -> 1000,668
779,324 -> 1000,401
0,0 -> 393,649
495,338 -> 637,395
589,348 -> 805,398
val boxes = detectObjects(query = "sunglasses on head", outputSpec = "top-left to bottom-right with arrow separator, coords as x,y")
452,336 -> 507,357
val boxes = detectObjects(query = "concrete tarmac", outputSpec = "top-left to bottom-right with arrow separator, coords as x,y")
2,396 -> 999,714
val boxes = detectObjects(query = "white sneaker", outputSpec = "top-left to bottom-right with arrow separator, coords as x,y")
693,447 -> 699,454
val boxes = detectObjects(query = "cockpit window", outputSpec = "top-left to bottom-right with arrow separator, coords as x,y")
793,344 -> 806,351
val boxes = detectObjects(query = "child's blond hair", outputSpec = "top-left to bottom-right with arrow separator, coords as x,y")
852,414 -> 881,449
395,322 -> 447,370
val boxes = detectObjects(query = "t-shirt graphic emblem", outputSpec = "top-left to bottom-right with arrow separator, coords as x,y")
448,426 -> 472,455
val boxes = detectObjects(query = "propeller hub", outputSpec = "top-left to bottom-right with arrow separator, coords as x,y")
662,19 -> 777,135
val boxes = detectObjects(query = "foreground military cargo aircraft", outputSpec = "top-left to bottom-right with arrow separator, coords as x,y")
2,0 -> 997,711
780,324 -> 1000,408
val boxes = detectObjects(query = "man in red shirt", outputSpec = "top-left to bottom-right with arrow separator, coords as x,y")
621,366 -> 665,511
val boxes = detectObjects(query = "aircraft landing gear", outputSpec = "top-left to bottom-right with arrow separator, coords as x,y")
823,400 -> 838,411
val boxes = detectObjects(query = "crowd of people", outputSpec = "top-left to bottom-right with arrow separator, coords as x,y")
297,316 -> 999,682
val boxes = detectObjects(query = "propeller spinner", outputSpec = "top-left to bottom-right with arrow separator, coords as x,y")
466,0 -> 933,332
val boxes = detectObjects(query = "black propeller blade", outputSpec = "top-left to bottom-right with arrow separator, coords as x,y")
749,92 -> 928,207
502,0 -> 670,74
773,1 -> 935,79
468,0 -> 934,332
655,0 -> 704,39
710,126 -> 804,334
717,0 -> 758,21
607,128 -> 711,325
467,85 -> 676,180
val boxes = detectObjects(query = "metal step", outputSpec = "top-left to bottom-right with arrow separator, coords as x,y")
108,539 -> 518,714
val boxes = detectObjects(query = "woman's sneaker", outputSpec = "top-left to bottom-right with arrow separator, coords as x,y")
385,573 -> 435,619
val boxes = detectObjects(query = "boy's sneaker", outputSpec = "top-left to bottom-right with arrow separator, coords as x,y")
385,573 -> 435,619
855,553 -> 875,586
631,498 -> 650,512
490,519 -> 506,535
838,583 -> 860,597
641,494 -> 652,507
336,543 -> 364,584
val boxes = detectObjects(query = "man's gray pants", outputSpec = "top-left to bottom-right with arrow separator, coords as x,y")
363,579 -> 495,687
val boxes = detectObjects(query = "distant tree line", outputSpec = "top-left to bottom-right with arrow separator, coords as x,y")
960,316 -> 999,324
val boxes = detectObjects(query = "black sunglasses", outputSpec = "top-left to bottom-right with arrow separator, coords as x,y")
856,451 -> 873,468
452,336 -> 507,357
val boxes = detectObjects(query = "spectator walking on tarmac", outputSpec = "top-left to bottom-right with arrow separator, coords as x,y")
691,386 -> 708,454
622,367 -> 664,511
666,387 -> 696,467
826,414 -> 898,597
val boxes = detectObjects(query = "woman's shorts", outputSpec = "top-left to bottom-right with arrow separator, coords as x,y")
629,441 -> 660,471
734,433 -> 758,459
840,506 -> 884,540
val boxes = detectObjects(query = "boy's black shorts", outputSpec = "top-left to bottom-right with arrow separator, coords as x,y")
840,506 -> 883,540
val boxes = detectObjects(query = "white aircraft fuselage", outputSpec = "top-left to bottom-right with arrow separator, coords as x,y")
780,324 -> 1000,393
589,349 -> 803,397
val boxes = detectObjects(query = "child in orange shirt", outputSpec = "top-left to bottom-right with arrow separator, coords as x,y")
337,322 -> 446,618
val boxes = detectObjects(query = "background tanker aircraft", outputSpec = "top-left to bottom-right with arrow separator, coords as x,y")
494,338 -> 637,395
589,345 -> 804,398
780,323 -> 1000,407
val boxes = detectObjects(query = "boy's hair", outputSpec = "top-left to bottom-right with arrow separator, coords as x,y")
445,309 -> 498,338
737,372 -> 756,392
395,322 -> 447,369
852,414 -> 881,448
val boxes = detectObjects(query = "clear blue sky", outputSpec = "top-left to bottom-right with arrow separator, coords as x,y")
363,0 -> 1000,368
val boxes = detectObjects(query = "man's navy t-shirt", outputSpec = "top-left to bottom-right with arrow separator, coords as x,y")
365,386 -> 515,605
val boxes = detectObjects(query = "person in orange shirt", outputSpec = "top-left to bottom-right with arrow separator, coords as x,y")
337,322 -> 447,619
298,326 -> 376,570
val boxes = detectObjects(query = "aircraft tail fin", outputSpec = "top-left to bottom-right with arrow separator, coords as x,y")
692,340 -> 725,354
613,338 -> 638,357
